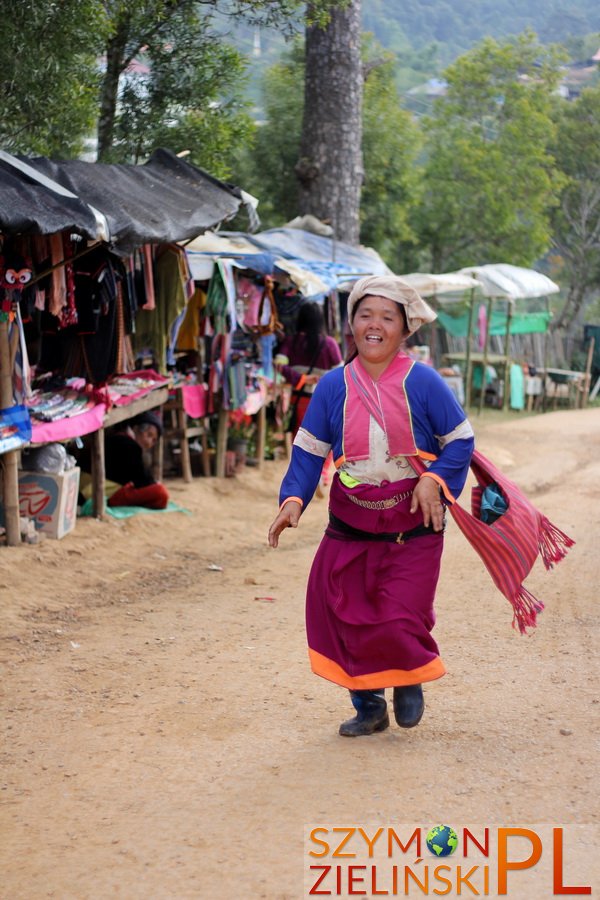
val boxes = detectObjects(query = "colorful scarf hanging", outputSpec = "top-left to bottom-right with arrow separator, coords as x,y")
413,451 -> 574,633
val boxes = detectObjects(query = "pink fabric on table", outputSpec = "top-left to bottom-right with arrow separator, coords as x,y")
180,384 -> 208,419
30,403 -> 107,443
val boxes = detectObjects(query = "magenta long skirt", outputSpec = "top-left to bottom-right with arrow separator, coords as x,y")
306,475 -> 446,690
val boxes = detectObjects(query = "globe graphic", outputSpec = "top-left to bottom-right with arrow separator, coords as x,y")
426,825 -> 458,857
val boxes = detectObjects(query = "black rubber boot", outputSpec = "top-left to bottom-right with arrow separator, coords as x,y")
392,684 -> 424,728
339,689 -> 389,737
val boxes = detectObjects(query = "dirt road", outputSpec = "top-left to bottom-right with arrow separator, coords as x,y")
1,408 -> 599,898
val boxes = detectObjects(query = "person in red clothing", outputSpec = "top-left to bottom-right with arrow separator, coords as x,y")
105,411 -> 169,509
275,302 -> 342,486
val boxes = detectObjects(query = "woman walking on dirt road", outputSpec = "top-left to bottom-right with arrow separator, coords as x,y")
268,276 -> 474,737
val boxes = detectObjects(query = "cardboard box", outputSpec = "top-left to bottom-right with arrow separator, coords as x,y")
17,468 -> 80,540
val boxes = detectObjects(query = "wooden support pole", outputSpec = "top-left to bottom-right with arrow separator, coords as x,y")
90,426 -> 105,518
502,300 -> 513,412
215,407 -> 229,478
255,404 -> 267,470
152,432 -> 163,482
477,298 -> 493,417
582,336 -> 595,409
0,319 -> 21,546
177,401 -> 193,483
201,418 -> 211,477
464,289 -> 475,409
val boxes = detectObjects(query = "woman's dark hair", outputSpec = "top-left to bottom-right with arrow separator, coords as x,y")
294,301 -> 325,358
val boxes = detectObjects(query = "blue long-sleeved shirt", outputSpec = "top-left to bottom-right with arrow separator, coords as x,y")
279,362 -> 474,509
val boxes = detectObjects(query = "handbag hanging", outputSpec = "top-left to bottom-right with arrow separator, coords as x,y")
413,450 -> 574,633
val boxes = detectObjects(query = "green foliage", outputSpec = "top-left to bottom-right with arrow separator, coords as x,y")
360,49 -> 424,272
415,33 -> 566,271
110,5 -> 254,176
0,0 -> 343,166
0,0 -> 107,156
232,36 -> 424,265
361,0 -> 600,65
550,85 -> 600,328
102,1 -> 344,169
231,42 -> 305,227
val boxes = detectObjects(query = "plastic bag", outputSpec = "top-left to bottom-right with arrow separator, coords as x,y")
21,443 -> 76,474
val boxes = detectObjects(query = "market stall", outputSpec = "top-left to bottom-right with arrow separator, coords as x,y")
437,264 -> 560,411
183,227 -> 393,474
0,148 -> 254,544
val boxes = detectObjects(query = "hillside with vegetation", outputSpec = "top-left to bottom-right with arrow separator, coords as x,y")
234,0 -> 600,101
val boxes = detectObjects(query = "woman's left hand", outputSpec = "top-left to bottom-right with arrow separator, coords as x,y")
410,477 -> 445,532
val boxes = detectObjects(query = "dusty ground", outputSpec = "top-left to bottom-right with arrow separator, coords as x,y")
1,407 -> 599,899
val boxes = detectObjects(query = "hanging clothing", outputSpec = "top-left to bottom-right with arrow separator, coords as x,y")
132,244 -> 187,372
175,287 -> 207,352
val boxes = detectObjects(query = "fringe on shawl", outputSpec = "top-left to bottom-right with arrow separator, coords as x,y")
511,586 -> 545,635
538,516 -> 576,569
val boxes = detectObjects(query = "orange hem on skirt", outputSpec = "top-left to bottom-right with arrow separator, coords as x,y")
308,648 -> 446,689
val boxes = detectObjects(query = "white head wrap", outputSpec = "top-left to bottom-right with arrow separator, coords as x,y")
347,275 -> 437,335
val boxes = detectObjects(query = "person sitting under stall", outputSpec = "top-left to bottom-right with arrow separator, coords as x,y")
104,411 -> 169,509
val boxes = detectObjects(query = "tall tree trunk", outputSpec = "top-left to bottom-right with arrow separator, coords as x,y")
97,16 -> 130,161
296,0 -> 363,245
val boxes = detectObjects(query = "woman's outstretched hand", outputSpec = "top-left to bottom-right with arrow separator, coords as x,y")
268,501 -> 302,548
410,477 -> 445,532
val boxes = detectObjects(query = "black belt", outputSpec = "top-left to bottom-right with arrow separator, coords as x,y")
326,511 -> 443,545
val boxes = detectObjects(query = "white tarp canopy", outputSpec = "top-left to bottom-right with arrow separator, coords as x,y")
456,264 -> 560,301
399,271 -> 482,298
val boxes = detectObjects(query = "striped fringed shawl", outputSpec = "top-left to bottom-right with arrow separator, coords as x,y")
415,451 -> 574,633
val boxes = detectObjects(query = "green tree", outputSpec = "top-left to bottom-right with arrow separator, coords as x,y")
233,36 -> 424,266
232,42 -> 306,226
110,5 -> 254,176
97,1 -> 345,166
415,32 -> 565,272
360,49 -> 423,272
297,0 -> 363,243
550,85 -> 600,335
0,0 -> 106,156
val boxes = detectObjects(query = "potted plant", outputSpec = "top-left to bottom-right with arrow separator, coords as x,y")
227,409 -> 255,472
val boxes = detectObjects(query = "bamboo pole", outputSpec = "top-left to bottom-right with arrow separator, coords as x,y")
201,418 -> 211,477
215,407 -> 228,478
255,403 -> 267,470
582,336 -> 595,409
477,298 -> 493,417
502,300 -> 513,412
542,313 -> 550,413
428,293 -> 439,368
0,319 -> 21,545
464,289 -> 476,409
90,427 -> 106,517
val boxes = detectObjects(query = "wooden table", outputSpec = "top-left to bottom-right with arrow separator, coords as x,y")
162,386 -> 211,482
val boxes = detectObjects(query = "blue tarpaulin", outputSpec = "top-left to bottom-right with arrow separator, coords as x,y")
186,227 -> 391,300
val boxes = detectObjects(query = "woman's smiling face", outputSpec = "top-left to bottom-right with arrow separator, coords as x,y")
351,295 -> 408,374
